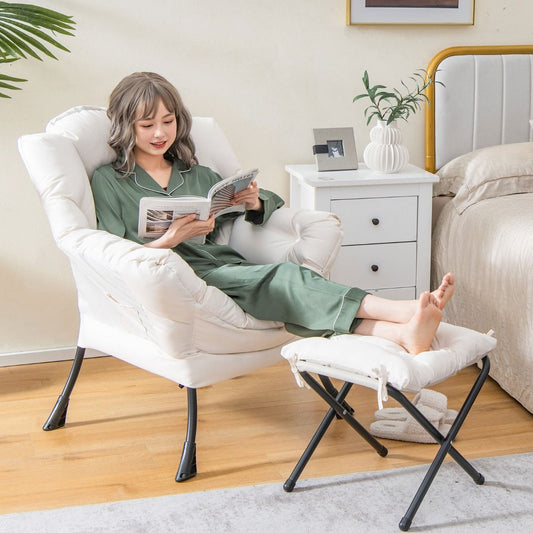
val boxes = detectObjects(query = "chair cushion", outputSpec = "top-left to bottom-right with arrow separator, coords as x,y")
190,117 -> 241,178
46,106 -> 242,180
46,105 -> 116,179
281,323 -> 497,406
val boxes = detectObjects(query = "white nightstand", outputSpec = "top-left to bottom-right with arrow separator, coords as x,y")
286,163 -> 439,300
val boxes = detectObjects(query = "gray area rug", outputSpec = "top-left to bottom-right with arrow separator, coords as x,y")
1,453 -> 532,532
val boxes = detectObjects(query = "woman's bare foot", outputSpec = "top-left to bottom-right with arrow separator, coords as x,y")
400,292 -> 442,354
431,272 -> 455,310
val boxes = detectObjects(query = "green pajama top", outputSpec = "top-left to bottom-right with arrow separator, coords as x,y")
91,160 -> 284,278
91,160 -> 367,337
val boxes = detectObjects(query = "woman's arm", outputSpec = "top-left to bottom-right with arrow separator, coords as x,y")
237,182 -> 285,226
144,213 -> 215,249
232,180 -> 263,212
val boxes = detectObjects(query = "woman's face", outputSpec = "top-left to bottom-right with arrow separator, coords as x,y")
133,99 -> 177,161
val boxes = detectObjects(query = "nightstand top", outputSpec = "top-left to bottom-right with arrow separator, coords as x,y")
285,163 -> 439,187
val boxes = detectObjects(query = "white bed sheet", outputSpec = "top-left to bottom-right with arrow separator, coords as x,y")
431,193 -> 533,413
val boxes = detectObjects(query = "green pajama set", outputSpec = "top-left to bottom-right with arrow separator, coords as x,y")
91,160 -> 367,337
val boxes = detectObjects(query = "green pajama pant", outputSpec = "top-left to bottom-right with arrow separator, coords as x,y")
202,262 -> 368,337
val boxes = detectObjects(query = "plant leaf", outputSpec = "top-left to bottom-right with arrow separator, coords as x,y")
0,21 -> 47,60
0,2 -> 75,62
353,66 -> 444,125
0,71 -> 26,97
3,19 -> 72,54
0,20 -> 66,60
0,2 -> 75,30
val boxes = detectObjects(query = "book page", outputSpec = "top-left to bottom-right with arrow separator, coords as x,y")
208,168 -> 259,217
138,196 -> 210,243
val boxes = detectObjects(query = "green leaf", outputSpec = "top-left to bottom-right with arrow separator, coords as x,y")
0,71 -> 25,97
0,21 -> 46,60
0,55 -> 18,64
0,2 -> 75,61
3,18 -> 72,53
0,72 -> 26,82
353,66 -> 444,125
0,2 -> 75,97
0,30 -> 24,58
0,79 -> 23,89
0,2 -> 75,29
0,20 -> 67,60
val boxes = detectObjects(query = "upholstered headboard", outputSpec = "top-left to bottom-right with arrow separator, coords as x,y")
425,45 -> 533,172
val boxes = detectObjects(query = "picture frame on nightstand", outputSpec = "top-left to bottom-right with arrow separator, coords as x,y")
312,127 -> 358,172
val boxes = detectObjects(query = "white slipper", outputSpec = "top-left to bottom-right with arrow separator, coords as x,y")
370,405 -> 450,444
374,389 -> 458,425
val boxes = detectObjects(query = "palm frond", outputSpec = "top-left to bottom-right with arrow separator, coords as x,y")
0,70 -> 25,97
0,2 -> 75,61
0,2 -> 75,97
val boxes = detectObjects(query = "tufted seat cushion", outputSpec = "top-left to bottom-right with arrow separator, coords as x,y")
281,322 -> 497,407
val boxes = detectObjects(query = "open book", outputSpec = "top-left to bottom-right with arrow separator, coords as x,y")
138,168 -> 259,243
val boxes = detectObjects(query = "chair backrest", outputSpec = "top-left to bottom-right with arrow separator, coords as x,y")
18,106 -> 242,243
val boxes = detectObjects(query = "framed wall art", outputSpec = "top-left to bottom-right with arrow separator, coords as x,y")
346,0 -> 475,26
312,127 -> 358,172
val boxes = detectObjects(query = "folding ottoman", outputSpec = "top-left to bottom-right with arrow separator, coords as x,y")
281,322 -> 496,531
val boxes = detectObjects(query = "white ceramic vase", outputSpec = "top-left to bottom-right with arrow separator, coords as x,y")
363,120 -> 409,174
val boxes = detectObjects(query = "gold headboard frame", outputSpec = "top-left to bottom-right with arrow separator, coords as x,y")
425,45 -> 533,173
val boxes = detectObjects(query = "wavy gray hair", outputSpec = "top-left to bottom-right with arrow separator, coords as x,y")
107,72 -> 198,176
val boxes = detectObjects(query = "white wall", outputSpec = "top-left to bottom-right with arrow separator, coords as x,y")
1,0 -> 532,359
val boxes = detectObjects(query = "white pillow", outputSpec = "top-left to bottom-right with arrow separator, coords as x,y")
46,106 -> 116,179
434,158 -> 467,197
452,142 -> 533,213
434,142 -> 533,213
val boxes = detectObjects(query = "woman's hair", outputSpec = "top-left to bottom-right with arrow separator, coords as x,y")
107,72 -> 198,176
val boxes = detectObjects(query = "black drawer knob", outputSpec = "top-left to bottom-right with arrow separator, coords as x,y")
371,264 -> 379,272
372,218 -> 380,226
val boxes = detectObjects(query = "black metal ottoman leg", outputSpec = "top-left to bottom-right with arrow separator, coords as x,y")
284,402 -> 339,492
285,372 -> 388,492
393,356 -> 491,531
304,373 -> 387,457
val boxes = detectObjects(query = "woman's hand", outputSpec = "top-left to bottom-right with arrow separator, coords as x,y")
232,181 -> 263,212
144,213 -> 215,249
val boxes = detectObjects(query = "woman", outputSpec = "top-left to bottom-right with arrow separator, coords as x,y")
91,72 -> 454,354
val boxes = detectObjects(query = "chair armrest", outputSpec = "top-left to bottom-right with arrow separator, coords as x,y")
59,228 -> 205,322
59,229 -> 272,354
228,208 -> 342,276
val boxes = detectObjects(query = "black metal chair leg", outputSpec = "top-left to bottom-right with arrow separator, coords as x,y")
43,346 -> 85,431
175,387 -> 198,482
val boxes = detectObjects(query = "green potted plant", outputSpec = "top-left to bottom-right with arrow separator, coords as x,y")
0,1 -> 75,98
353,69 -> 439,173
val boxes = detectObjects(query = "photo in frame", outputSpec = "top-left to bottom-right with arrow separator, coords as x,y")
346,0 -> 474,25
313,127 -> 358,172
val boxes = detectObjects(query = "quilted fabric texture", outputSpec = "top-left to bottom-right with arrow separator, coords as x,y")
281,322 -> 497,406
19,106 -> 344,388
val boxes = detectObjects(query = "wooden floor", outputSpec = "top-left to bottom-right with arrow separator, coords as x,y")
1,356 -> 532,514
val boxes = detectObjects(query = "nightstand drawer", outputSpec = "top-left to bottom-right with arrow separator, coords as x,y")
330,242 -> 417,289
331,196 -> 418,245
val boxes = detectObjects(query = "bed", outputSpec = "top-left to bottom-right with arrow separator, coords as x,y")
425,45 -> 533,414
